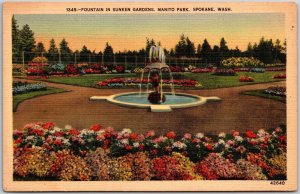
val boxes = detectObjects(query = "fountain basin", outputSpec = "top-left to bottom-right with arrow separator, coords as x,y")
90,92 -> 221,112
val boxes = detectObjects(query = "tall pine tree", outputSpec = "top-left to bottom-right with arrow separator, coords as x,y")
19,24 -> 35,62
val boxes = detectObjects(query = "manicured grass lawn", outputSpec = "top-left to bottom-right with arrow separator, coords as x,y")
38,74 -> 136,88
242,89 -> 286,103
183,71 -> 286,89
13,87 -> 66,112
26,71 -> 285,89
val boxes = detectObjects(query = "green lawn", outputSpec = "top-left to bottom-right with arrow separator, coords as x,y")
183,71 -> 285,89
242,89 -> 286,103
37,74 -> 136,88
13,87 -> 67,112
26,71 -> 285,89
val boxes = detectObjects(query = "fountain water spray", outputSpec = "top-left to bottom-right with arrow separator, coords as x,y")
139,46 -> 175,100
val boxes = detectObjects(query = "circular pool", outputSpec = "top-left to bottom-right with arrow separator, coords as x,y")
90,92 -> 221,112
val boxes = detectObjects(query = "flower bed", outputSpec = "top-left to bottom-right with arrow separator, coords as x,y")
265,86 -> 286,96
170,66 -> 184,72
212,69 -> 236,76
251,68 -> 265,73
234,68 -> 250,72
239,76 -> 254,82
266,67 -> 286,71
96,77 -> 202,88
13,82 -> 47,95
191,68 -> 213,73
13,122 -> 286,181
221,57 -> 263,68
273,74 -> 286,79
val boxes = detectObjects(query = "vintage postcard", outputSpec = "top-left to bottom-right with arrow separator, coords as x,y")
2,1 -> 297,191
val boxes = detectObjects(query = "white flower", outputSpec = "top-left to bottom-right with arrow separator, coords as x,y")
120,139 -> 129,145
64,125 -> 72,130
62,138 -> 70,146
96,130 -> 105,135
133,142 -> 140,148
235,136 -> 243,142
218,139 -> 225,145
172,141 -> 187,150
25,135 -> 35,141
195,132 -> 204,139
218,132 -> 226,138
121,128 -> 132,134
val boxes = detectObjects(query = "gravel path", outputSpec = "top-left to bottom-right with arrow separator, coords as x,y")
13,78 -> 286,135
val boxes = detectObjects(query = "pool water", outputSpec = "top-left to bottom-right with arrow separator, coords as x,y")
114,93 -> 199,105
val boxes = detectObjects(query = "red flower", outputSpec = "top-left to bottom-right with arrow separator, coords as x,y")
14,138 -> 23,144
90,124 -> 102,132
53,139 -> 62,146
125,145 -> 132,150
53,131 -> 65,137
245,130 -> 257,138
69,129 -> 80,135
205,144 -> 214,150
139,144 -> 145,150
279,135 -> 286,143
104,140 -> 110,149
29,129 -> 44,136
130,133 -> 137,140
166,131 -> 176,139
42,122 -> 55,130
249,140 -> 256,145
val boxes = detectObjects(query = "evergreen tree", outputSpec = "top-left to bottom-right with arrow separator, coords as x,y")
79,45 -> 91,62
47,39 -> 59,63
200,39 -> 212,64
19,24 -> 36,62
175,34 -> 187,57
212,45 -> 220,66
219,37 -> 229,59
12,15 -> 20,63
103,42 -> 114,64
186,37 -> 195,57
59,38 -> 73,63
196,44 -> 201,58
35,42 -> 46,56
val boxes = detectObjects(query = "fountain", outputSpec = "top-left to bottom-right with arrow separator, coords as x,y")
90,46 -> 221,112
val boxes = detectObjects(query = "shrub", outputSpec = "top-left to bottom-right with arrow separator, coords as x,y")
273,73 -> 286,79
239,76 -> 254,82
32,56 -> 48,63
66,64 -> 77,74
222,57 -> 263,68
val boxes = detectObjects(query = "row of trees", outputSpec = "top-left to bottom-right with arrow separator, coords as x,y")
12,15 -> 286,65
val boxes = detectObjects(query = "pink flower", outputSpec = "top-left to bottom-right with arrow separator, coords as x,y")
145,130 -> 155,138
183,133 -> 192,139
231,130 -> 239,137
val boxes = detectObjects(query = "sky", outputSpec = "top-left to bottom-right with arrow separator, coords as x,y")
15,13 -> 285,52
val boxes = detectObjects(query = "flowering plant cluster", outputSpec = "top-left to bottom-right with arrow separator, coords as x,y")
234,68 -> 250,72
96,77 -> 202,88
221,57 -> 264,68
170,66 -> 184,72
265,67 -> 286,71
191,68 -> 213,73
213,69 -> 236,76
27,67 -> 47,76
251,68 -> 265,73
32,57 -> 48,63
13,122 -> 286,180
13,64 -> 27,75
265,86 -> 286,96
239,75 -> 254,82
273,73 -> 286,79
13,81 -> 47,95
